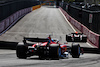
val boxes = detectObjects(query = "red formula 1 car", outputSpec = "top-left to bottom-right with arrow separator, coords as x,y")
16,35 -> 83,59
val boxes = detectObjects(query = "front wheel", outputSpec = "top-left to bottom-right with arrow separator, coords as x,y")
71,44 -> 80,58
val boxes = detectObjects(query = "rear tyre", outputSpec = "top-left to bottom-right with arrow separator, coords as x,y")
49,44 -> 60,59
66,35 -> 72,42
16,45 -> 27,59
71,44 -> 80,58
82,35 -> 87,42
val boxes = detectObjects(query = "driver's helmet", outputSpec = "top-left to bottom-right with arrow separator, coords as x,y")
75,31 -> 78,34
51,39 -> 54,42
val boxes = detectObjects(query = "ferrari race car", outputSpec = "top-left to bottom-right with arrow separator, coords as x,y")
66,32 -> 87,42
16,35 -> 83,59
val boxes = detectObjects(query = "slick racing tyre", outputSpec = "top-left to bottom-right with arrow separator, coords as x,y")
16,45 -> 28,59
82,35 -> 87,42
49,44 -> 60,59
71,44 -> 80,58
66,35 -> 72,42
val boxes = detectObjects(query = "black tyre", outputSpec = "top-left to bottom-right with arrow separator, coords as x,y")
66,35 -> 72,42
49,44 -> 60,59
82,35 -> 87,42
16,45 -> 27,59
71,44 -> 80,58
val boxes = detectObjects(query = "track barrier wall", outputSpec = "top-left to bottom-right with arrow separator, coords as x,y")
0,4 -> 41,49
0,4 -> 41,35
0,0 -> 41,34
60,2 -> 100,34
59,7 -> 100,48
0,7 -> 32,34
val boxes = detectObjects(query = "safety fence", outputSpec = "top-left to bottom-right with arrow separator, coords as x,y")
59,7 -> 100,48
0,0 -> 41,35
60,2 -> 100,34
0,7 -> 32,35
0,0 -> 40,22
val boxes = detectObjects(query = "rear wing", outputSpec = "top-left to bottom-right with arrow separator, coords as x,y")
23,37 -> 49,42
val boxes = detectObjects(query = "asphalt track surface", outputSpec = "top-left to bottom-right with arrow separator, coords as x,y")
0,6 -> 100,67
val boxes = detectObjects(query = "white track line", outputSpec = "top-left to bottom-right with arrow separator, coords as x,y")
86,42 -> 95,48
59,8 -> 94,48
59,9 -> 76,32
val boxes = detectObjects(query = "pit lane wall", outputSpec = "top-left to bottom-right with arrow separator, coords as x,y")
0,5 -> 41,35
59,7 -> 100,48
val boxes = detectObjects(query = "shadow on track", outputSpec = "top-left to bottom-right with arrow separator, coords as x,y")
82,47 -> 100,54
0,41 -> 18,50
